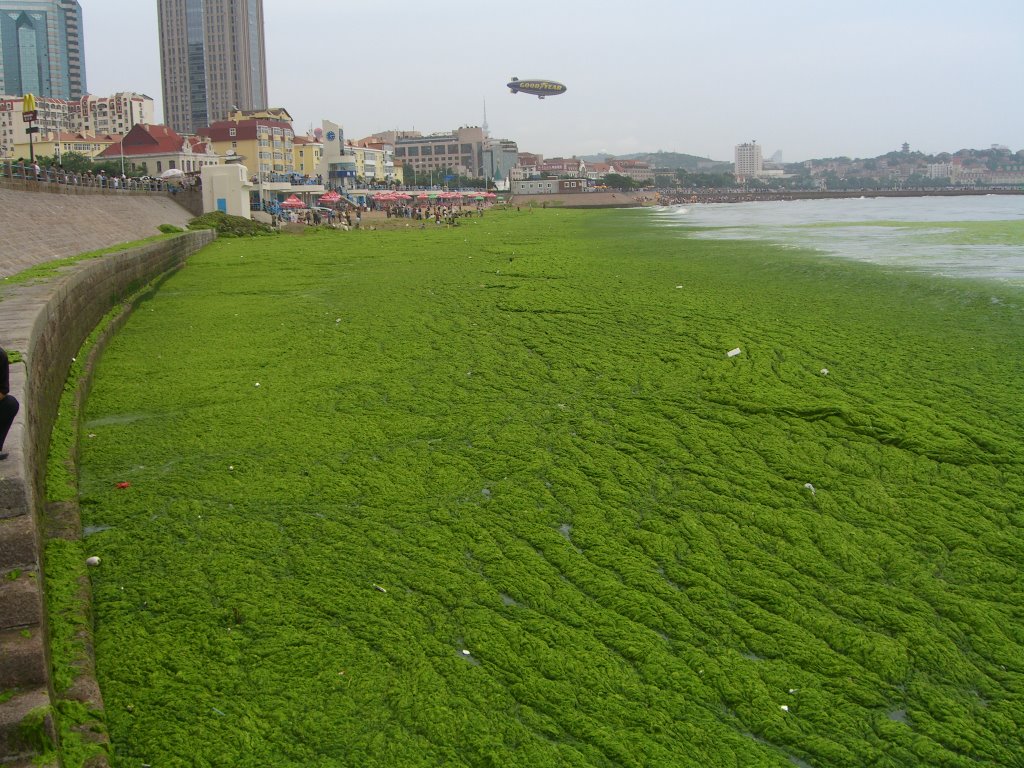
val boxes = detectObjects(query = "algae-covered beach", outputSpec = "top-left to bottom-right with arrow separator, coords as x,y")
76,208 -> 1024,766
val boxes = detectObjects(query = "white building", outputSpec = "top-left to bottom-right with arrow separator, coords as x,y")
927,163 -> 953,180
0,91 -> 154,158
734,141 -> 763,181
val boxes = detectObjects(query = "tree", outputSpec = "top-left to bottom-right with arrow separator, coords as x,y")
674,169 -> 737,188
603,173 -> 637,190
44,151 -> 92,173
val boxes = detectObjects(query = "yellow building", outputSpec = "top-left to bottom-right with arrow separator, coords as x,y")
197,108 -> 296,179
345,141 -> 397,185
11,131 -> 123,162
292,135 -> 323,179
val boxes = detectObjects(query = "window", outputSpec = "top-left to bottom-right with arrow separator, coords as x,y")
421,146 -> 432,156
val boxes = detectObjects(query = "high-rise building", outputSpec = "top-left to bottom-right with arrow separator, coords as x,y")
0,0 -> 85,99
734,141 -> 763,181
157,0 -> 268,135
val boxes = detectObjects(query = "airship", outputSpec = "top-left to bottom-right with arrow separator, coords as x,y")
507,77 -> 567,99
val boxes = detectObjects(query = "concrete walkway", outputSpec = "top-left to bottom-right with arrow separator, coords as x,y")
0,186 -> 194,278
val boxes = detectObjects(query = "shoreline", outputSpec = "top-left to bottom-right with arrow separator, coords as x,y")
658,188 -> 1024,205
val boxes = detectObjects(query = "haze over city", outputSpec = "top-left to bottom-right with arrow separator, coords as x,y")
79,0 -> 1023,162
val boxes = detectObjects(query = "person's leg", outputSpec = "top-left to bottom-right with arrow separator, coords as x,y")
0,394 -> 20,455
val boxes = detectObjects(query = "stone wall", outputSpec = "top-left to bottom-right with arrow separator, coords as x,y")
0,230 -> 215,765
0,184 -> 196,279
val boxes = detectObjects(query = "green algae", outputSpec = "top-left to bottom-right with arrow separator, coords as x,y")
801,219 -> 1024,245
76,211 -> 1024,766
0,233 -> 176,287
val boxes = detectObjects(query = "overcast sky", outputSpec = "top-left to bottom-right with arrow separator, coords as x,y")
82,0 -> 1023,162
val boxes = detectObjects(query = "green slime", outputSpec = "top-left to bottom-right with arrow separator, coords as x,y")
79,210 -> 1024,767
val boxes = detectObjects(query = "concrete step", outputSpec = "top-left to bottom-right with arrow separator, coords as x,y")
0,687 -> 56,763
0,515 -> 37,572
0,627 -> 47,689
0,572 -> 43,630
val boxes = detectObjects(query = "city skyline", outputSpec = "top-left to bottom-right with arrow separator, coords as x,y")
78,0 -> 1024,162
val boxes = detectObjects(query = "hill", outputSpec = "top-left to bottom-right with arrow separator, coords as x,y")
579,150 -> 731,172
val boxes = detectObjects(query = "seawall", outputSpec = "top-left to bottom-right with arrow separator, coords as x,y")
0,221 -> 215,764
0,183 -> 197,279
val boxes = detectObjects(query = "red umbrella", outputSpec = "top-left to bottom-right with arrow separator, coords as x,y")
319,190 -> 342,204
280,194 -> 306,209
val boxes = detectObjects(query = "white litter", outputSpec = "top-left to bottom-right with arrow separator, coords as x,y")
820,368 -> 829,376
373,584 -> 387,593
804,483 -> 816,495
461,649 -> 471,656
780,704 -> 789,712
727,348 -> 742,358
86,556 -> 100,567
228,466 -> 234,471
254,382 -> 260,387
675,285 -> 683,289
788,688 -> 798,694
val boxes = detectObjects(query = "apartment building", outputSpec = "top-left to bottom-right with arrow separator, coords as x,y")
0,91 -> 152,158
0,0 -> 85,99
734,141 -> 763,180
612,159 -> 655,184
157,0 -> 269,135
292,135 -> 322,179
196,108 -> 294,178
370,126 -> 486,178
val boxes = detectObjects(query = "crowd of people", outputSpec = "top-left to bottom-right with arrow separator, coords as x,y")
1,160 -> 193,193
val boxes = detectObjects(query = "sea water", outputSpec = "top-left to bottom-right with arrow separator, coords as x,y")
648,195 -> 1024,284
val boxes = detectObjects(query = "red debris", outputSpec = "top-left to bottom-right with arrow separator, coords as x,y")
116,482 -> 131,489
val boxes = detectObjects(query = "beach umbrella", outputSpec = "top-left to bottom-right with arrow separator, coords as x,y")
159,168 -> 185,180
280,194 -> 306,209
319,190 -> 342,204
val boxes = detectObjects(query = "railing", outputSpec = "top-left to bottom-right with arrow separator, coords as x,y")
0,160 -> 188,193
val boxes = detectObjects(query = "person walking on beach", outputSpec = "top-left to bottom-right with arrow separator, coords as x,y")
0,346 -> 20,460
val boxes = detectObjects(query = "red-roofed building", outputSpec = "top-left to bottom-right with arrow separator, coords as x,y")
538,157 -> 585,177
96,123 -> 219,176
610,159 -> 654,184
584,161 -> 614,182
196,110 -> 295,179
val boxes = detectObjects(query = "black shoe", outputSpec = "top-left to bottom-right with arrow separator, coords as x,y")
0,452 -> 8,460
